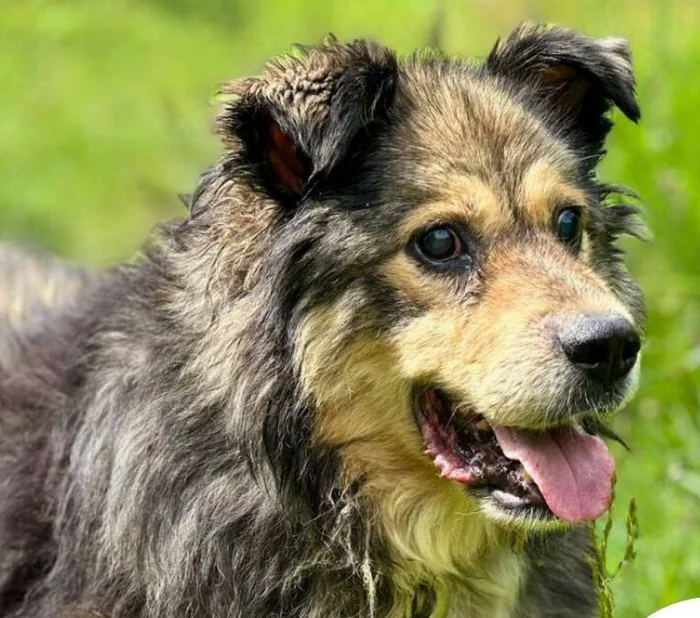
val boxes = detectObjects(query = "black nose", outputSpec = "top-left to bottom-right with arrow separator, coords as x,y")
558,314 -> 641,385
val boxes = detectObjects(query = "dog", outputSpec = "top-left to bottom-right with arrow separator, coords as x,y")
0,23 -> 645,618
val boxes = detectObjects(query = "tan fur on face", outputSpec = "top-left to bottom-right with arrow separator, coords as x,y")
296,303 -> 484,559
389,74 -> 574,197
389,238 -> 634,429
519,161 -> 589,227
398,176 -> 508,241
295,302 -> 524,616
378,152 -> 630,428
379,90 -> 636,425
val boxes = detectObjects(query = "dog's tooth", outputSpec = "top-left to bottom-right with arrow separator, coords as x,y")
475,419 -> 490,431
434,455 -> 454,478
521,468 -> 533,484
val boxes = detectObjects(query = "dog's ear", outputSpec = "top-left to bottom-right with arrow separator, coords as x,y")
486,24 -> 639,152
216,38 -> 398,206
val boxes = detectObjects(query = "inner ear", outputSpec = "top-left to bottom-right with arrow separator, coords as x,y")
256,111 -> 312,199
539,65 -> 591,117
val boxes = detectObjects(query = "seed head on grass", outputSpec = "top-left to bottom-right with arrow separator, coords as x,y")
588,475 -> 639,618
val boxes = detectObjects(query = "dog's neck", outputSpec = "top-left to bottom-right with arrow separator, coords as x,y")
375,497 -> 525,618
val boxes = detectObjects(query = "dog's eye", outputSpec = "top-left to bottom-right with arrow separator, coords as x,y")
414,225 -> 469,267
418,227 -> 459,260
555,207 -> 582,247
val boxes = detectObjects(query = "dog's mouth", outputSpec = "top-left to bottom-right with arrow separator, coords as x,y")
414,389 -> 615,523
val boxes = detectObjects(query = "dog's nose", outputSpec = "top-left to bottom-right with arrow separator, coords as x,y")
558,314 -> 640,385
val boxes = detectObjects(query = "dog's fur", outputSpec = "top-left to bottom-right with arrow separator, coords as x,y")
0,24 -> 644,618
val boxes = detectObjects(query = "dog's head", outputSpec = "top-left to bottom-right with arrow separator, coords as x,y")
197,24 -> 643,567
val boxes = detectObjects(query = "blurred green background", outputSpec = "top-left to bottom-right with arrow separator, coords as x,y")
1,0 -> 698,615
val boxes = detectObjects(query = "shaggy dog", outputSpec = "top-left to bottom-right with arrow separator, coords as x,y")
0,24 -> 644,618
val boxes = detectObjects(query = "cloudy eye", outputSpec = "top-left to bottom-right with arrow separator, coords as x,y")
416,226 -> 462,262
555,207 -> 583,248
413,225 -> 472,270
417,227 -> 460,260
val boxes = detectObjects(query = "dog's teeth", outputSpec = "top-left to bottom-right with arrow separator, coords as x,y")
521,469 -> 533,484
434,454 -> 445,466
475,419 -> 489,431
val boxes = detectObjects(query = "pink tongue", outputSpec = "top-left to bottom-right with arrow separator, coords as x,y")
492,425 -> 615,522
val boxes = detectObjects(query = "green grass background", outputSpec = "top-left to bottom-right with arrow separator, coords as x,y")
1,0 -> 698,615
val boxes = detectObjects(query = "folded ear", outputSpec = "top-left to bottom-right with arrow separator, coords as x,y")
216,38 -> 398,206
486,24 -> 639,154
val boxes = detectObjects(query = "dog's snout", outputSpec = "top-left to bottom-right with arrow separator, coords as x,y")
557,314 -> 640,385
